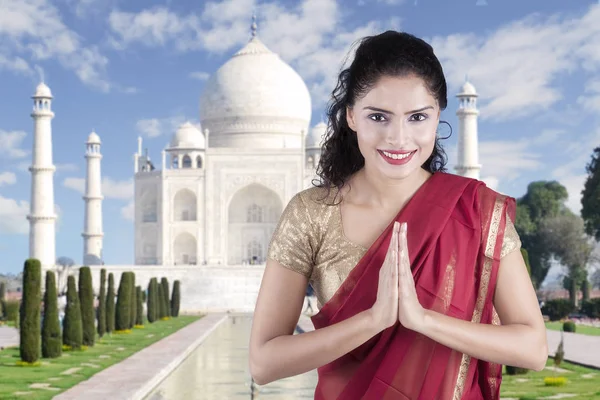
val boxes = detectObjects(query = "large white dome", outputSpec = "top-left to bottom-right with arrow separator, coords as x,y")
199,36 -> 311,148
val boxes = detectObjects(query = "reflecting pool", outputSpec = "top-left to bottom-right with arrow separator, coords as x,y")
145,315 -> 318,399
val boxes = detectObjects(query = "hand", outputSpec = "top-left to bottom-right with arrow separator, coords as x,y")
369,221 -> 400,332
397,222 -> 426,331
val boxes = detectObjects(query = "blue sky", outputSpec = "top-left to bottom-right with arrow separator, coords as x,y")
0,0 -> 599,278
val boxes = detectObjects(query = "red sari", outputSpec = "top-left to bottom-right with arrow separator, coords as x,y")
311,172 -> 515,400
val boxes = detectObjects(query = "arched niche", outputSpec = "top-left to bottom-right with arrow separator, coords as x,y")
173,232 -> 197,265
173,189 -> 197,221
227,183 -> 283,265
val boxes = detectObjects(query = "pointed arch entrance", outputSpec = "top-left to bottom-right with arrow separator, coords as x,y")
227,183 -> 283,265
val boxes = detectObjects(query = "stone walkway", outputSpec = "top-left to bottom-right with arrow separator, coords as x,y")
0,325 -> 18,349
53,313 -> 228,400
546,328 -> 600,369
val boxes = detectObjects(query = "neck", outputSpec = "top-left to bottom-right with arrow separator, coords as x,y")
352,166 -> 432,210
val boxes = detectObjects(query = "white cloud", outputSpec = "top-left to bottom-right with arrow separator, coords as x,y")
135,115 -> 193,138
121,200 -> 134,221
0,195 -> 29,234
107,0 -> 400,108
577,79 -> 600,113
0,130 -> 28,159
189,71 -> 210,81
63,177 -> 133,199
430,4 -> 600,121
0,172 -> 17,186
0,0 -> 110,91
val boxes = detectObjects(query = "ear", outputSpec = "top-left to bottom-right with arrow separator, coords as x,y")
346,107 -> 357,131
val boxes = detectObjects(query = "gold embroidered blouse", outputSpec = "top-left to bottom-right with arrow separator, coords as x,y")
266,186 -> 521,308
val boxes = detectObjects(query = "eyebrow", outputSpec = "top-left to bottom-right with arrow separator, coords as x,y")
363,106 -> 434,115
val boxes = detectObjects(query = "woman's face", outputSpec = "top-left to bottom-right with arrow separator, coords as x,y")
346,74 -> 440,181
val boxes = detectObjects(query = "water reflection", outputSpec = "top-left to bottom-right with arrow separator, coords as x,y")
145,315 -> 318,399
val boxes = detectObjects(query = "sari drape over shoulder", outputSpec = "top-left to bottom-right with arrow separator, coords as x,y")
309,172 -> 515,400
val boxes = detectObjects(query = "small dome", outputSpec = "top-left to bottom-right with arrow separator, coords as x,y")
306,122 -> 327,149
458,81 -> 477,96
33,82 -> 52,98
169,122 -> 205,149
87,131 -> 101,144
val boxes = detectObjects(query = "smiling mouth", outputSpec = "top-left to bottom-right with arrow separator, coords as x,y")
379,150 -> 416,160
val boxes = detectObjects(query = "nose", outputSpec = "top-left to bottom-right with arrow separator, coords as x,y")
385,121 -> 407,146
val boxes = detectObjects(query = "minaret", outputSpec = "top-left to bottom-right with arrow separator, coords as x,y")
27,82 -> 57,268
455,78 -> 481,180
82,131 -> 104,265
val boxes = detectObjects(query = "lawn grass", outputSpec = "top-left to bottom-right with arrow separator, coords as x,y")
500,359 -> 600,399
0,315 -> 200,400
545,322 -> 600,336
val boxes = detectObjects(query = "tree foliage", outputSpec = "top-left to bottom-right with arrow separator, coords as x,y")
63,276 -> 83,349
147,278 -> 158,323
106,273 -> 115,333
97,268 -> 107,337
136,286 -> 144,326
539,213 -> 593,306
581,147 -> 600,240
515,181 -> 569,288
78,266 -> 95,346
20,259 -> 42,363
42,270 -> 62,358
171,280 -> 181,317
115,272 -> 132,331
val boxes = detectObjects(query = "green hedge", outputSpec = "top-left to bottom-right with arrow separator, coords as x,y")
135,286 -> 143,326
147,278 -> 158,323
542,299 -> 574,321
563,321 -> 576,333
78,266 -> 95,346
115,272 -> 132,331
42,270 -> 61,358
161,278 -> 170,317
581,298 -> 600,319
97,268 -> 107,337
129,273 -> 136,329
171,280 -> 180,317
106,273 -> 115,333
20,259 -> 42,363
63,276 -> 83,350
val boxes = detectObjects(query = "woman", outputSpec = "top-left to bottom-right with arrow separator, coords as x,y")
249,30 -> 547,399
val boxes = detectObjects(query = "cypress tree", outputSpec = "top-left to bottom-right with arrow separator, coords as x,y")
97,268 -> 107,337
63,276 -> 83,350
158,282 -> 166,319
161,277 -> 170,317
115,273 -> 132,331
129,273 -> 136,329
20,259 -> 42,363
147,278 -> 157,323
42,270 -> 61,358
105,273 -> 115,333
78,266 -> 95,346
136,286 -> 144,326
171,280 -> 180,317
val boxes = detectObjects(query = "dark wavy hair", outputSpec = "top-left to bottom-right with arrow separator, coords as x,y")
315,31 -> 451,201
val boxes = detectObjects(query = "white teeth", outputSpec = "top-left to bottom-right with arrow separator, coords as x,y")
382,150 -> 412,160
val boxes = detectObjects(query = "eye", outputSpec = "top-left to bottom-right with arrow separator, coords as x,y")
410,113 -> 428,122
368,113 -> 387,122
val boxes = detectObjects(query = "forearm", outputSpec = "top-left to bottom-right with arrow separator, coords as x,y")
252,310 -> 379,385
417,310 -> 548,371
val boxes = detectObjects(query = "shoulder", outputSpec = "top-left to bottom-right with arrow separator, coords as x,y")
287,186 -> 338,217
